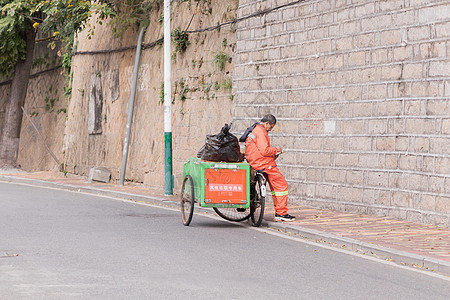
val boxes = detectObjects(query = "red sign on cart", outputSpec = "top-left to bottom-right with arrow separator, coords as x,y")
205,168 -> 247,204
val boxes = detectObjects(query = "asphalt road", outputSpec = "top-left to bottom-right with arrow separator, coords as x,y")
1,182 -> 449,299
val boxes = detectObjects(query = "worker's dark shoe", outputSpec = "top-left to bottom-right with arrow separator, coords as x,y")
274,213 -> 296,222
236,208 -> 246,212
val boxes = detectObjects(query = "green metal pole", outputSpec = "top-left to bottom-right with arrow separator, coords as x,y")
164,132 -> 173,194
164,0 -> 173,195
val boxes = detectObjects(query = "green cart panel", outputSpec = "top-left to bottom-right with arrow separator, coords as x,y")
182,157 -> 250,208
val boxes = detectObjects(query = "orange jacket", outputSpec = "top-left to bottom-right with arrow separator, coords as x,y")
244,124 -> 278,171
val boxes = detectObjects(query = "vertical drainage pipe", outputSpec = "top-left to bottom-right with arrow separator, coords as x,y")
164,0 -> 173,195
119,27 -> 146,186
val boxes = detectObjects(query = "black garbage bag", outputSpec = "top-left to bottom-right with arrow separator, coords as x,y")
197,124 -> 243,162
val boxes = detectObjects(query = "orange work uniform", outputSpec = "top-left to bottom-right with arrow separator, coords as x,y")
244,124 -> 289,215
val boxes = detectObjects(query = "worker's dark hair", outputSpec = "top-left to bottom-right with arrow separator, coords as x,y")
261,114 -> 277,125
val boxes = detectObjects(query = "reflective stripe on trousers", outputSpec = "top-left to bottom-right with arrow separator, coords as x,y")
264,166 -> 289,215
272,191 -> 288,196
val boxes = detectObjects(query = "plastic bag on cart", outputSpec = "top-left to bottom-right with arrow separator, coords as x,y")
197,123 -> 243,162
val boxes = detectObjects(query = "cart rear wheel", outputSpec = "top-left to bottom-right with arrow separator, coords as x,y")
213,207 -> 251,222
250,175 -> 265,227
181,175 -> 195,226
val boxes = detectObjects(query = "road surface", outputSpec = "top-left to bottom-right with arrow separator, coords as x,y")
1,182 -> 449,299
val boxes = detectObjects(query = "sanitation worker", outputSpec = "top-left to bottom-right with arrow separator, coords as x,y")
240,114 -> 295,222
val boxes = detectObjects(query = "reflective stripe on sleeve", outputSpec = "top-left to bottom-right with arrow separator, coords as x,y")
248,133 -> 256,139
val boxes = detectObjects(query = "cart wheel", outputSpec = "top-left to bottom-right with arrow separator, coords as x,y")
213,207 -> 251,222
181,175 -> 195,226
250,175 -> 265,227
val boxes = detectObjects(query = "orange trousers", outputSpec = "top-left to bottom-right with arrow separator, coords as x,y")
264,167 -> 289,215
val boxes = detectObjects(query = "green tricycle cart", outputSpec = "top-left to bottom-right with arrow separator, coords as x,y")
180,157 -> 266,227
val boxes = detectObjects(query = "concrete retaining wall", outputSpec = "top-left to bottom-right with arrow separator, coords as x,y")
63,1 -> 238,192
0,36 -> 66,172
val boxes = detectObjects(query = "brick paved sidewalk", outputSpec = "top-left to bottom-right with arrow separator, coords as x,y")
1,170 -> 449,274
264,205 -> 450,263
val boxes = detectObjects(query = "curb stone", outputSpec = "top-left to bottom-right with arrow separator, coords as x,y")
1,174 -> 449,276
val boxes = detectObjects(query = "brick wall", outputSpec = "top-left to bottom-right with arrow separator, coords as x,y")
233,0 -> 450,226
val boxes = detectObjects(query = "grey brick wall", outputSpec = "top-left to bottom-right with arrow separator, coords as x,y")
233,0 -> 450,226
